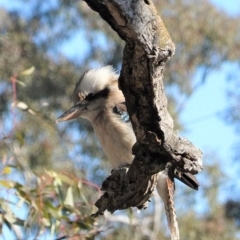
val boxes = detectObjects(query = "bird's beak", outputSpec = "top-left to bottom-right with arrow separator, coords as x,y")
56,102 -> 88,123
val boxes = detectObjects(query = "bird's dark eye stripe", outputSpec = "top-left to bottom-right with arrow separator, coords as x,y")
85,88 -> 110,101
85,93 -> 95,101
97,88 -> 110,98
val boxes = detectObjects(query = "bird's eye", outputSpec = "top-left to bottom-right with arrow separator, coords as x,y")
85,93 -> 95,101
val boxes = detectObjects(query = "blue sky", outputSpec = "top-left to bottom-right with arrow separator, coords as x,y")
210,0 -> 240,16
180,63 -> 239,187
181,63 -> 239,161
0,0 -> 239,202
0,0 -> 239,238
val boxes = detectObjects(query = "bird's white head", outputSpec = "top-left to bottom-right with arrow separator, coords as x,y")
56,66 -> 120,123
74,66 -> 119,97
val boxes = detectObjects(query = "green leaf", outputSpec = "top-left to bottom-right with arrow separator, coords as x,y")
13,217 -> 25,227
2,166 -> 12,174
16,101 -> 28,110
4,218 -> 12,231
44,201 -> 60,218
50,221 -> 56,236
4,211 -> 16,224
16,197 -> 25,208
0,180 -> 14,188
15,79 -> 26,87
64,187 -> 74,207
20,66 -> 35,76
79,190 -> 89,205
56,173 -> 75,186
75,216 -> 95,230
42,217 -> 51,227
15,130 -> 25,146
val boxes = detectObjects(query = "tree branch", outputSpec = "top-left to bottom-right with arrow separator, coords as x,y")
84,0 -> 202,217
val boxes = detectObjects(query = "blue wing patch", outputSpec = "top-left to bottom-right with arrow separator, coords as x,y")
113,102 -> 130,123
120,111 -> 129,122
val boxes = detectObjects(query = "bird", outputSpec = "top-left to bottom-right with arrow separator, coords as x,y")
56,66 -> 199,240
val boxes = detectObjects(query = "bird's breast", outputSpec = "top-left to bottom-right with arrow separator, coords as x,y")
93,111 -> 136,169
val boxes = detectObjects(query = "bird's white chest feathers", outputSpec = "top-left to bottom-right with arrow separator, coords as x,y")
93,110 -> 136,169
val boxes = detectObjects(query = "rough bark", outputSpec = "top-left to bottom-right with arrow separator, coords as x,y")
84,0 -> 203,217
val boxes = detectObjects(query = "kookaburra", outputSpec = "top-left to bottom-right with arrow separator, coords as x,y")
56,66 -> 199,240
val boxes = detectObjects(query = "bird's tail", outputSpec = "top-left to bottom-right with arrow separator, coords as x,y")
156,171 -> 180,240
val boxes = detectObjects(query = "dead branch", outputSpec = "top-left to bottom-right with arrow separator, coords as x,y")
84,0 -> 202,217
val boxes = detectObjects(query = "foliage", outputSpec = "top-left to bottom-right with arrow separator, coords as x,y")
0,163 -> 99,239
0,0 -> 240,239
